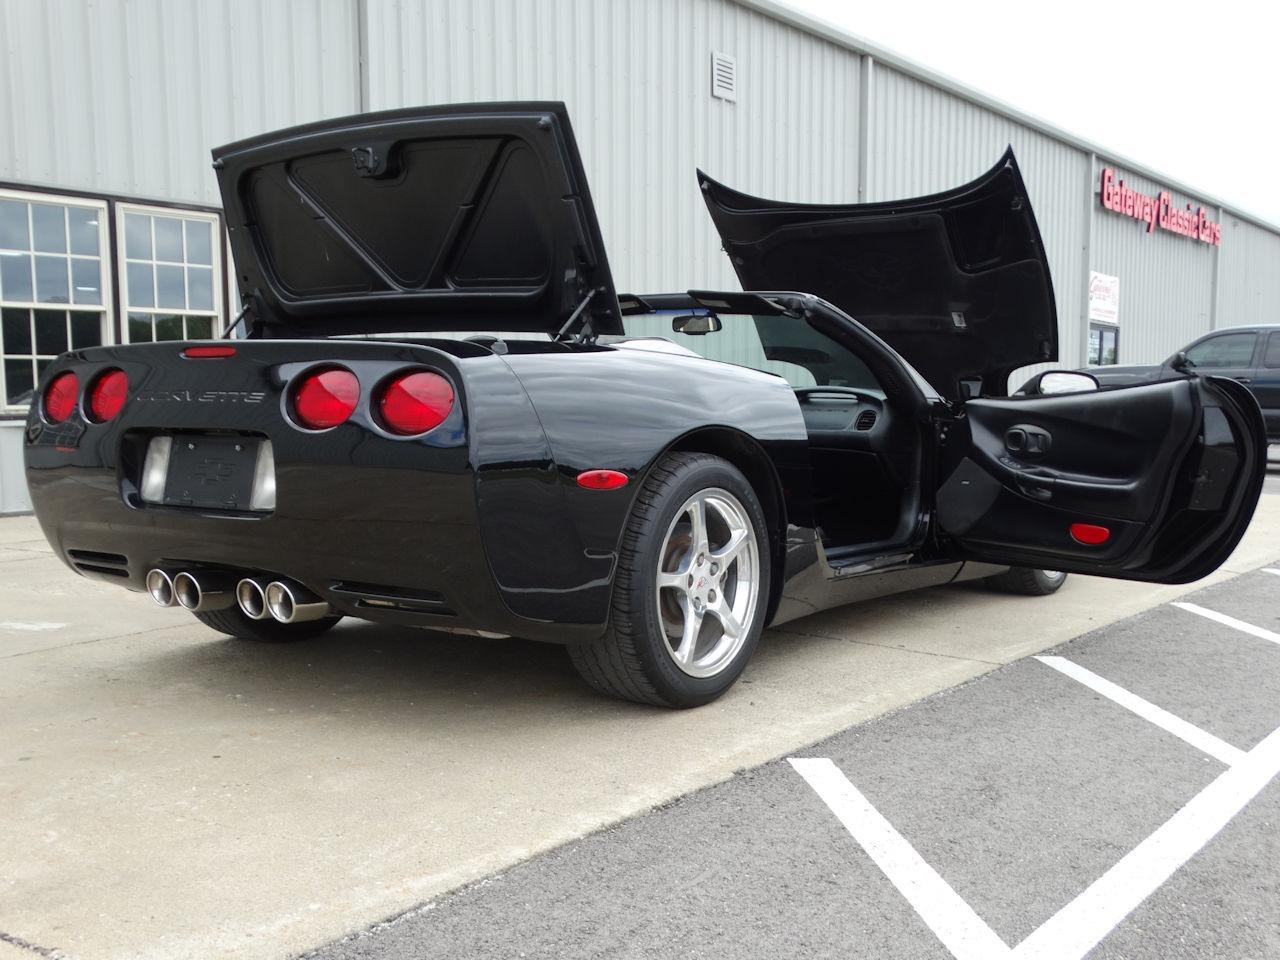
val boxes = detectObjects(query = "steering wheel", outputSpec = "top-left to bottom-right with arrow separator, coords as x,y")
794,385 -> 865,402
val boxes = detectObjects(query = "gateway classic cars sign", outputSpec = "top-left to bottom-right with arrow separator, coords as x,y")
1100,167 -> 1222,246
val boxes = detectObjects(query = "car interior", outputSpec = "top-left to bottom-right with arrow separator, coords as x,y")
614,297 -> 922,560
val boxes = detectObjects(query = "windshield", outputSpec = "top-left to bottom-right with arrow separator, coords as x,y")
614,312 -> 881,392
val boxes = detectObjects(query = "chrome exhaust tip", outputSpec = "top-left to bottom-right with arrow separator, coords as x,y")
146,569 -> 176,607
265,581 -> 332,624
173,571 -> 237,612
236,578 -> 269,620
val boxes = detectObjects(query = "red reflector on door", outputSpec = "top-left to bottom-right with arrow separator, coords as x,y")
577,469 -> 629,490
183,345 -> 237,358
1070,523 -> 1111,545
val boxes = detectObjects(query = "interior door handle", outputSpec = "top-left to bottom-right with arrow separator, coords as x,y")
1005,424 -> 1052,458
1232,377 -> 1252,384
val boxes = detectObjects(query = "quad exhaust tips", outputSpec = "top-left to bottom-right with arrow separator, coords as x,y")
172,571 -> 237,612
264,580 -> 332,624
151,570 -> 333,623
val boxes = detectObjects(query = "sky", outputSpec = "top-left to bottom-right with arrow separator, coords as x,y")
788,0 -> 1280,226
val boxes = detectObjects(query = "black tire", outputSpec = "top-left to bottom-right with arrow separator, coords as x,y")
987,567 -> 1068,596
192,606 -> 342,643
568,452 -> 772,708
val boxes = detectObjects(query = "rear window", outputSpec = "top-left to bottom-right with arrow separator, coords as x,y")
1264,332 -> 1280,369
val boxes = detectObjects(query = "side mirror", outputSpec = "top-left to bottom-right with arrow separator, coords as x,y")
1017,370 -> 1100,396
672,314 -> 722,336
1170,351 -> 1191,373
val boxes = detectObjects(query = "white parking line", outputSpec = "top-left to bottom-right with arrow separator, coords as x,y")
1171,602 -> 1280,646
1035,656 -> 1245,766
1012,726 -> 1280,960
789,758 -> 1012,960
795,726 -> 1280,960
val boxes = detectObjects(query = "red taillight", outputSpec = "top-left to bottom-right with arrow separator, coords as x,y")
377,371 -> 455,436
183,345 -> 236,359
88,369 -> 129,422
291,367 -> 360,430
1070,522 -> 1111,545
577,469 -> 629,490
43,372 -> 79,424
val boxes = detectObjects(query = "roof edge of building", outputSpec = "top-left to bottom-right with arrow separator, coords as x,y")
735,0 -> 1280,235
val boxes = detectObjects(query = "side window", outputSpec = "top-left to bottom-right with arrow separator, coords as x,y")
1184,333 -> 1257,369
1264,332 -> 1280,369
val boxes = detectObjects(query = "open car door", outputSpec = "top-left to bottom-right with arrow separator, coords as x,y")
936,377 -> 1265,583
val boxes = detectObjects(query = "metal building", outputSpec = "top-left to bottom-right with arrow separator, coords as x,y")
2,0 -> 1276,512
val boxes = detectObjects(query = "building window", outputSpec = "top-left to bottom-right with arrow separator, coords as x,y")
0,190 -> 110,411
117,204 -> 222,343
1087,322 -> 1119,365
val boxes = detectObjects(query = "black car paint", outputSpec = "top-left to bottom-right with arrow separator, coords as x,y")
1089,325 -> 1280,441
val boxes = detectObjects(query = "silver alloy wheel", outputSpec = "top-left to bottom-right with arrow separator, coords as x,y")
656,487 -> 761,679
1041,570 -> 1066,583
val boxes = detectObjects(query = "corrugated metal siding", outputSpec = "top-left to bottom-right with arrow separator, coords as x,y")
868,66 -> 1089,386
1089,156 -> 1217,364
1217,214 -> 1280,329
0,0 -> 360,205
364,0 -> 863,296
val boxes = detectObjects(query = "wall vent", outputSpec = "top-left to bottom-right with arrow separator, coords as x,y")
711,52 -> 737,102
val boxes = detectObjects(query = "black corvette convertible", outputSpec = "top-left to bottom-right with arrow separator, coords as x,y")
24,103 -> 1265,707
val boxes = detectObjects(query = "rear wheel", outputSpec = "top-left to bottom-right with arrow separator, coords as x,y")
568,452 -> 771,708
987,567 -> 1067,596
192,606 -> 342,643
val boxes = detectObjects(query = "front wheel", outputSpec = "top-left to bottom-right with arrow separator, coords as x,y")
987,567 -> 1068,596
568,452 -> 771,708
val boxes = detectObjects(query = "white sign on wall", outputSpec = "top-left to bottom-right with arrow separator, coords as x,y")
1088,271 -> 1120,324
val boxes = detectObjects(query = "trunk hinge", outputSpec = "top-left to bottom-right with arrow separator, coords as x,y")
553,287 -> 598,344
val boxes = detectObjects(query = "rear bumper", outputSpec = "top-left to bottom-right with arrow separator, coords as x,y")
26,459 -> 603,645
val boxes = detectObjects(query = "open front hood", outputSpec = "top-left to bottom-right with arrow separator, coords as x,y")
214,102 -> 621,337
698,149 -> 1057,397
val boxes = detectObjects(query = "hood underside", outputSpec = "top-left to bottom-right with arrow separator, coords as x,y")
698,149 -> 1058,398
213,102 -> 621,337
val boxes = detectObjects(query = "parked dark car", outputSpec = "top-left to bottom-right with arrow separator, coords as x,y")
1088,326 -> 1280,442
23,103 -> 1266,707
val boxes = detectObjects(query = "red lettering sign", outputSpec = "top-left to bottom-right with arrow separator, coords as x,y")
1098,167 -> 1220,246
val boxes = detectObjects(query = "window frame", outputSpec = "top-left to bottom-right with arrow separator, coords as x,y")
115,202 -> 225,344
0,187 -> 113,415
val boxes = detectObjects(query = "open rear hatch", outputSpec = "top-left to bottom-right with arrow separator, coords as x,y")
213,101 -> 621,338
698,149 -> 1057,398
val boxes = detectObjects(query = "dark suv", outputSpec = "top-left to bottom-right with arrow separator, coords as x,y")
1089,326 -> 1280,442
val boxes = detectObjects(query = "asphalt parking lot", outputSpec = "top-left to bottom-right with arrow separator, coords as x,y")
309,567 -> 1280,960
2,466 -> 1279,960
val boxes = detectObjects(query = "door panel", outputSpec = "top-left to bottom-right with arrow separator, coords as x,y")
936,377 -> 1265,583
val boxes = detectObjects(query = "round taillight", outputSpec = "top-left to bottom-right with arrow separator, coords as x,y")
88,369 -> 129,422
43,371 -> 79,424
291,367 -> 360,430
377,371 -> 455,436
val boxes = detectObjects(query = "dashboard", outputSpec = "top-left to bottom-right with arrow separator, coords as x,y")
794,386 -> 886,446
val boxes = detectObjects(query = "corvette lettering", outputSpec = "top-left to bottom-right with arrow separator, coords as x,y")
1100,167 -> 1221,246
135,390 -> 266,403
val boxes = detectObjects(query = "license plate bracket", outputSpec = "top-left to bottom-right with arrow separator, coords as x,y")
163,437 -> 260,510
